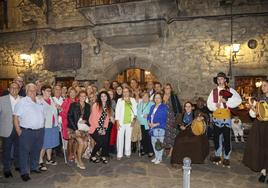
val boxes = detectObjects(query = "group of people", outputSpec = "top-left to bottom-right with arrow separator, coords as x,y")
0,73 -> 267,185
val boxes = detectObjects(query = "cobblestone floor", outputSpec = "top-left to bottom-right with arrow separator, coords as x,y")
0,143 -> 267,188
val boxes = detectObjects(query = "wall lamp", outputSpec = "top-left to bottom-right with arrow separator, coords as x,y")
20,53 -> 32,67
231,43 -> 240,62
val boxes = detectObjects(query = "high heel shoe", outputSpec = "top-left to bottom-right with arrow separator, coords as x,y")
101,157 -> 108,164
90,157 -> 100,163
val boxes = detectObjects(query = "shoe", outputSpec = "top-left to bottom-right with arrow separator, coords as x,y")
154,160 -> 161,164
30,170 -> 41,174
101,157 -> 108,164
151,158 -> 157,163
148,153 -> 154,158
141,152 -> 146,156
222,159 -> 231,168
21,174 -> 31,182
258,174 -> 266,183
210,155 -> 221,165
126,155 -> 131,158
4,171 -> 13,178
77,163 -> 86,170
39,163 -> 48,171
90,157 -> 100,163
46,159 -> 57,165
117,157 -> 122,161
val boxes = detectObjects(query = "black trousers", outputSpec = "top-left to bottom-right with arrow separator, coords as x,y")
141,125 -> 154,154
90,130 -> 109,157
3,128 -> 19,172
213,125 -> 231,158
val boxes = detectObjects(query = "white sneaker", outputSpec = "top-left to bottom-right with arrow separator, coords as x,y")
151,158 -> 157,163
154,160 -> 161,164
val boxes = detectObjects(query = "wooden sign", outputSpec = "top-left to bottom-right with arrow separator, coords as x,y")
43,43 -> 82,71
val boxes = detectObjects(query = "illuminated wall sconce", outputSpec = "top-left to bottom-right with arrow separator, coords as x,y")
20,53 -> 32,67
255,80 -> 262,88
230,42 -> 240,63
93,40 -> 100,55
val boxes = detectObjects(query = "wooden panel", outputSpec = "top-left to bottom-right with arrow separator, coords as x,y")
44,43 -> 82,72
55,77 -> 75,88
0,79 -> 12,96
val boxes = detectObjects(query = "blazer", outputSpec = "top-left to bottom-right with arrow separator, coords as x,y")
147,103 -> 168,130
89,103 -> 110,134
67,102 -> 91,131
0,95 -> 15,137
115,98 -> 137,126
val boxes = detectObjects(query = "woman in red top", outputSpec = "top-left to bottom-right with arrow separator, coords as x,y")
59,87 -> 77,162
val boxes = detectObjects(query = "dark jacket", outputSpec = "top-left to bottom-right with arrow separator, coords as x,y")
170,93 -> 182,116
176,110 -> 205,129
67,102 -> 91,131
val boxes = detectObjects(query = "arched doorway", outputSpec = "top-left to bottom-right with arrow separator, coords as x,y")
101,56 -> 167,86
116,68 -> 158,88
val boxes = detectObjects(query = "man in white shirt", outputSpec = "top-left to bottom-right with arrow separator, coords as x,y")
0,82 -> 21,178
13,83 -> 45,181
207,72 -> 242,168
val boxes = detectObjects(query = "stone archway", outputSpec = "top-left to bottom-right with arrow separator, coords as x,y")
101,56 -> 167,83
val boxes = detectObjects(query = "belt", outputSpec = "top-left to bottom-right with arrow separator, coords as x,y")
20,127 -> 43,131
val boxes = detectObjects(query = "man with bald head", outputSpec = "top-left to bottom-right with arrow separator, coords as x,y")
13,83 -> 45,181
0,82 -> 21,178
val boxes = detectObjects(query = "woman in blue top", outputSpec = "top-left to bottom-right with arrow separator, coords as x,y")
137,92 -> 154,157
147,92 -> 168,164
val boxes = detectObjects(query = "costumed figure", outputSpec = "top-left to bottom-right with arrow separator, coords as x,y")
207,72 -> 242,168
243,79 -> 268,184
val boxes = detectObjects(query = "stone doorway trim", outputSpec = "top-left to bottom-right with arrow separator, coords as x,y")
101,56 -> 167,84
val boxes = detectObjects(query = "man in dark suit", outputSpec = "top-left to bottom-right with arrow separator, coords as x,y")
0,82 -> 21,178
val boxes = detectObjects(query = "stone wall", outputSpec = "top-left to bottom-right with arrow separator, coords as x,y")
0,0 -> 268,102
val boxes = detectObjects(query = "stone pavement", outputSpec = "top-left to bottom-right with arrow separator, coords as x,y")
0,144 -> 267,188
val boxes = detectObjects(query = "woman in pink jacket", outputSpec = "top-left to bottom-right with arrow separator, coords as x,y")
89,90 -> 113,164
59,87 -> 77,162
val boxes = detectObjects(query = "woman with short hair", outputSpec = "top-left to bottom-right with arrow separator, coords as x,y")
38,85 -> 60,171
147,92 -> 168,164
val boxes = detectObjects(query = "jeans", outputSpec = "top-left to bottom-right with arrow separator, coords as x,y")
2,128 -> 19,172
18,128 -> 44,175
151,128 -> 165,161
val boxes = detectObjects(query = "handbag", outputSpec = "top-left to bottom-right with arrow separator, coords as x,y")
155,139 -> 164,151
77,118 -> 89,132
131,119 -> 142,142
